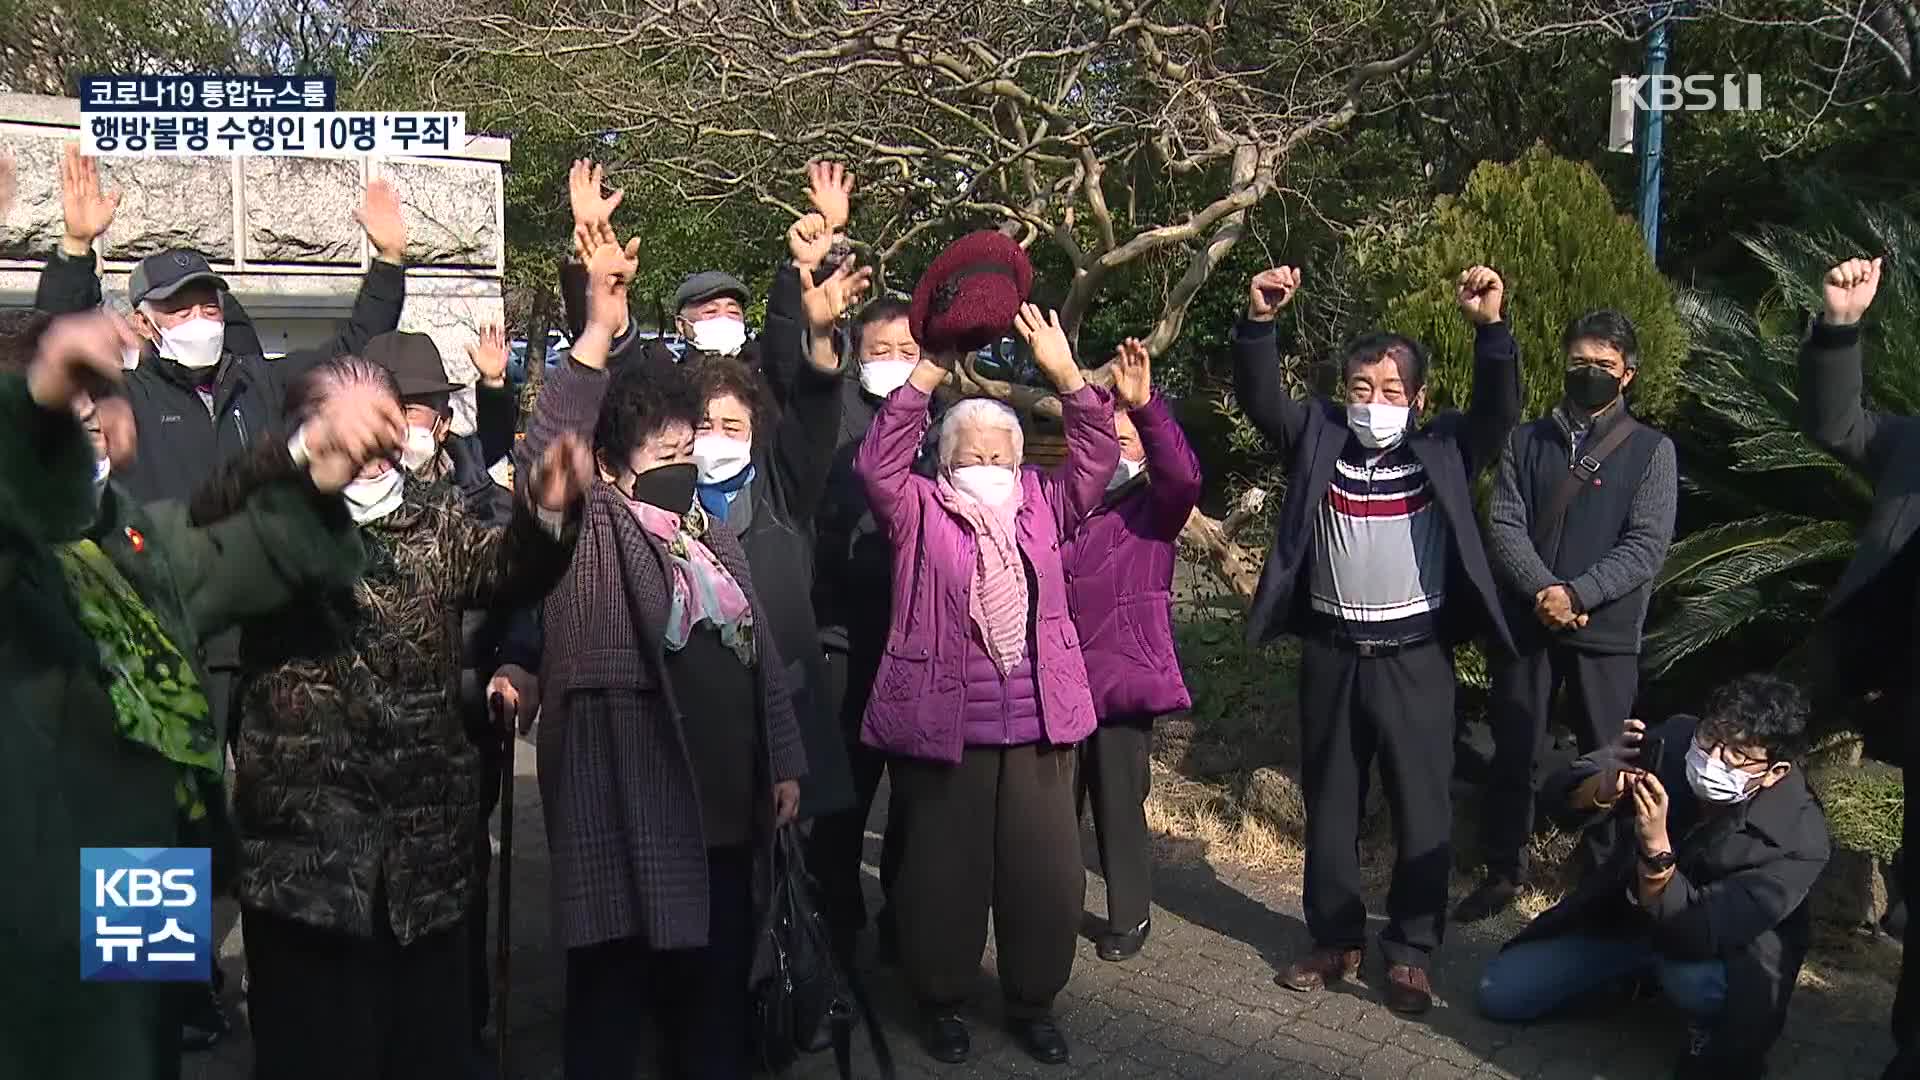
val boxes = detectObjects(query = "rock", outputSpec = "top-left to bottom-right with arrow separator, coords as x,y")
243,158 -> 362,263
0,133 -> 67,257
376,160 -> 500,267
97,157 -> 234,260
1814,846 -> 1893,933
1243,767 -> 1307,837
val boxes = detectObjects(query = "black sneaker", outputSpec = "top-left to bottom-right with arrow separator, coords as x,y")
1451,875 -> 1520,924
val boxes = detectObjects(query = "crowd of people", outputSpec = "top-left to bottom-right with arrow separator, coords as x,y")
0,136 -> 1910,1080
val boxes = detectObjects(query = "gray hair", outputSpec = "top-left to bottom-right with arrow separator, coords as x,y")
938,397 -> 1023,468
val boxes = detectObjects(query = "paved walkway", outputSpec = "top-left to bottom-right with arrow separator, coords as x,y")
188,740 -> 1896,1080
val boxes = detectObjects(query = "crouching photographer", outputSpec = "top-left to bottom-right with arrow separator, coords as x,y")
1475,674 -> 1831,1079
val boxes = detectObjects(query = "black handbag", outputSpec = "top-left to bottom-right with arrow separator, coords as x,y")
751,826 -> 895,1078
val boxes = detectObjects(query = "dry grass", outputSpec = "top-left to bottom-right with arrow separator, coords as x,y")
1144,761 -> 1306,876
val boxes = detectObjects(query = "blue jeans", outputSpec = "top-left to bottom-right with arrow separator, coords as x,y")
1477,934 -> 1727,1023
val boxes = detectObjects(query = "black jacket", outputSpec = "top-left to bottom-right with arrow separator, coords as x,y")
1798,318 -> 1920,762
33,247 -> 407,506
557,257 -> 772,395
1230,318 -> 1522,653
1513,716 -> 1830,1071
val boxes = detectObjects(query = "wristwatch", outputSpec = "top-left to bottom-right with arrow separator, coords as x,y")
1639,849 -> 1677,873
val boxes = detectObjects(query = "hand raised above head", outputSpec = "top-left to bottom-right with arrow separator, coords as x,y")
1823,257 -> 1883,326
1111,338 -> 1152,410
569,159 -> 624,230
806,161 -> 854,230
1014,304 -> 1083,393
1247,267 -> 1300,321
1456,265 -> 1504,325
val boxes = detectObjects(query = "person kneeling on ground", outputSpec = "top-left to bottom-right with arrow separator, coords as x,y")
1476,673 -> 1831,1079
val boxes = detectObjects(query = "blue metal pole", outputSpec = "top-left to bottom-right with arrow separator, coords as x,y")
1637,6 -> 1671,258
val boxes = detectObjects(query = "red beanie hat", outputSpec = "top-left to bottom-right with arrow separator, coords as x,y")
909,230 -> 1034,354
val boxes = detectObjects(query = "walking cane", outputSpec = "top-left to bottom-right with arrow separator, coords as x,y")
490,692 -> 514,1080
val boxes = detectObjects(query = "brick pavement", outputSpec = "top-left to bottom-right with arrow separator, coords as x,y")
187,740 -> 1894,1080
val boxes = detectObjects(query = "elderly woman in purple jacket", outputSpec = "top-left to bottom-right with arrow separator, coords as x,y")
1064,339 -> 1204,964
857,281 -> 1118,1067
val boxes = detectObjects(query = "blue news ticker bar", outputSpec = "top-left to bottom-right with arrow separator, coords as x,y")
77,75 -> 337,113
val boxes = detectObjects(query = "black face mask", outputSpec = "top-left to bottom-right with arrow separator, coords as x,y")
1564,365 -> 1622,411
623,462 -> 698,516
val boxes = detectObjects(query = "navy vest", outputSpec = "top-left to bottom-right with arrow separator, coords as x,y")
1511,407 -> 1663,654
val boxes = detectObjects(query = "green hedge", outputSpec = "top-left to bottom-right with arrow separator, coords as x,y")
1380,145 -> 1686,426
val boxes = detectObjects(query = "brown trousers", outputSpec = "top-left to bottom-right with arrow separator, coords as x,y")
891,743 -> 1085,1019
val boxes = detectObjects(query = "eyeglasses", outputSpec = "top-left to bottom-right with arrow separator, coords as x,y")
1694,725 -> 1773,771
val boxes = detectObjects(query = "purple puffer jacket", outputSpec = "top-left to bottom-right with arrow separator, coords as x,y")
1062,393 -> 1203,722
856,381 -> 1119,764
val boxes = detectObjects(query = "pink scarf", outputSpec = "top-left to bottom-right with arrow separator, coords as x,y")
935,472 -> 1030,675
621,498 -> 756,665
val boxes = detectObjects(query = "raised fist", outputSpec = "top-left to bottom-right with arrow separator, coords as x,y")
1823,257 -> 1883,327
1248,267 -> 1301,322
1456,266 -> 1504,326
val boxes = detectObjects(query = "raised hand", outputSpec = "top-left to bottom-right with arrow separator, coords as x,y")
531,432 -> 595,512
0,151 -> 14,224
1247,267 -> 1301,322
578,237 -> 642,365
1456,265 -> 1505,325
569,159 -> 624,232
1823,257 -> 1883,326
303,380 -> 407,494
1111,338 -> 1152,410
58,143 -> 120,257
467,323 -> 509,389
355,179 -> 408,264
807,161 -> 854,230
789,212 -> 835,272
28,309 -> 137,414
799,255 -> 874,331
1014,304 -> 1084,394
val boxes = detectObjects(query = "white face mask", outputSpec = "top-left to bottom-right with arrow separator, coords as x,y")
859,359 -> 916,399
951,464 -> 1019,507
1347,402 -> 1410,449
1684,742 -> 1765,805
689,316 -> 747,357
691,433 -> 753,484
341,467 -> 405,525
155,316 -> 225,370
399,426 -> 440,472
121,347 -> 141,371
1107,455 -> 1145,492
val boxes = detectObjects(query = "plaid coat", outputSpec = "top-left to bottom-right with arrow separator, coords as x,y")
538,480 -> 807,959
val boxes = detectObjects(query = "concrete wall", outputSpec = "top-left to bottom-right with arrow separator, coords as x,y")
0,93 -> 511,431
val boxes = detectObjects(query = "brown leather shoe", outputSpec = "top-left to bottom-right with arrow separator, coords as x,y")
1383,964 -> 1433,1014
1276,947 -> 1362,992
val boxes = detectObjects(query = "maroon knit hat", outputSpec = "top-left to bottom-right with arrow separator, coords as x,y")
909,231 -> 1034,353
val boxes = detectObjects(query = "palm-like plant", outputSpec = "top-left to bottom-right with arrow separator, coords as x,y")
1645,196 -> 1920,679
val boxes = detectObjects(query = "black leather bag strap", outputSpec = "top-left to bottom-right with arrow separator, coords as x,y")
1532,416 -> 1641,552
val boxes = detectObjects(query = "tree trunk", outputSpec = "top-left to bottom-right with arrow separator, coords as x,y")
519,287 -> 555,435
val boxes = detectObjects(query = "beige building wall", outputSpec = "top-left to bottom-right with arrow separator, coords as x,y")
0,93 -> 510,435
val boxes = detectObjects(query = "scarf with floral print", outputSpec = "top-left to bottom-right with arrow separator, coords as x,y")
56,539 -> 218,820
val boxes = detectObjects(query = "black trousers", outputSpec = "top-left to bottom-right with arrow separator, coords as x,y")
1297,637 -> 1455,968
892,745 -> 1084,1019
805,647 -> 908,948
467,736 -> 506,1042
241,905 -> 470,1080
1075,718 -> 1155,931
562,846 -> 754,1080
1482,643 -> 1639,880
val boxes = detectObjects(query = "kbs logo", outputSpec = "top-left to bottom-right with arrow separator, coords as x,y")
79,848 -> 211,981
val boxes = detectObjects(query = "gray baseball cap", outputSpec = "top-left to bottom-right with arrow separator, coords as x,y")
128,249 -> 228,308
673,270 -> 748,312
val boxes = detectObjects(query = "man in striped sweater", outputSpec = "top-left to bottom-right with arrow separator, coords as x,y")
1232,265 -> 1520,1015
